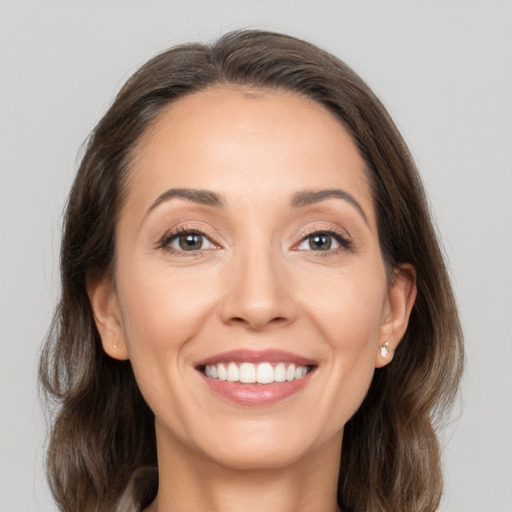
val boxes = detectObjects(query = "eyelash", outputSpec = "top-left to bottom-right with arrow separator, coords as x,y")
157,226 -> 219,256
295,227 -> 353,255
157,226 -> 352,256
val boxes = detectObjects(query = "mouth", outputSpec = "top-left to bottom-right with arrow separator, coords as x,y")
195,349 -> 317,406
199,361 -> 313,383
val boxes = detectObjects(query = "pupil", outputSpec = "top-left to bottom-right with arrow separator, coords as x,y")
310,234 -> 331,250
179,234 -> 202,250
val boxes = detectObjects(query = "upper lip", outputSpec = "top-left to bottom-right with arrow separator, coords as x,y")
195,349 -> 317,368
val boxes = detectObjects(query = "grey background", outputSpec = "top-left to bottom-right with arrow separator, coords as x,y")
1,1 -> 511,510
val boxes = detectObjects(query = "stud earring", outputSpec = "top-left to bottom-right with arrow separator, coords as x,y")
380,341 -> 390,357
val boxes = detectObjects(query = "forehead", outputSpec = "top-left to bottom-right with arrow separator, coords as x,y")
124,86 -> 375,224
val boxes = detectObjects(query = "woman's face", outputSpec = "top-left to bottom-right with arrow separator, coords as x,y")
90,87 -> 414,470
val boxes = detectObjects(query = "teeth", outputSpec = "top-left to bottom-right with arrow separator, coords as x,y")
227,362 -> 239,382
295,366 -> 306,379
218,363 -> 227,381
286,363 -> 296,381
256,362 -> 274,384
239,362 -> 256,383
203,362 -> 310,384
274,363 -> 287,382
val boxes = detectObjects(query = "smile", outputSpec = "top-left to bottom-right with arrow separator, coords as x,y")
196,349 -> 317,406
203,362 -> 311,384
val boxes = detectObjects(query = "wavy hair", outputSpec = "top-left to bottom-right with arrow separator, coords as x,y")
40,30 -> 463,512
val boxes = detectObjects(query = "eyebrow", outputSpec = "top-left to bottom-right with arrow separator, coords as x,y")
145,188 -> 226,217
144,187 -> 368,225
291,189 -> 368,224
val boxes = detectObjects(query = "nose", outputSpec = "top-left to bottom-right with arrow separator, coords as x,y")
219,248 -> 296,331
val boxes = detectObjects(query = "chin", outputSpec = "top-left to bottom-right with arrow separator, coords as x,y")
205,439 -> 312,471
187,417 -> 336,471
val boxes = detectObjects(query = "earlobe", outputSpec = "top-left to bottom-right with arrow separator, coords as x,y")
86,274 -> 129,361
376,264 -> 417,368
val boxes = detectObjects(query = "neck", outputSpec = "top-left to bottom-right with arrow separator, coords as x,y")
149,426 -> 343,512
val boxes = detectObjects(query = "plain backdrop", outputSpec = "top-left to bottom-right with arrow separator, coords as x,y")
1,1 -> 511,511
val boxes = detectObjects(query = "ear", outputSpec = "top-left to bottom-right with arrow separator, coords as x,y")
375,264 -> 417,368
87,274 -> 129,360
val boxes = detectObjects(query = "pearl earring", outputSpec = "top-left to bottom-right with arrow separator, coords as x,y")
380,341 -> 390,357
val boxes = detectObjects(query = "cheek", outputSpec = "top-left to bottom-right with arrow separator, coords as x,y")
300,264 -> 387,413
301,264 -> 387,346
115,258 -> 220,365
114,261 -> 223,428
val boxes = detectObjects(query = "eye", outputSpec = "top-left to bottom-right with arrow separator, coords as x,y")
296,230 -> 351,252
297,233 -> 339,251
162,230 -> 217,253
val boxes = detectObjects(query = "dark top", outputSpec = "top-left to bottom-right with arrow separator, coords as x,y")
115,467 -> 158,512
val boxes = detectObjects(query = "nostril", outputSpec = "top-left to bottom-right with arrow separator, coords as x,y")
270,316 -> 287,324
220,282 -> 295,329
228,315 -> 289,330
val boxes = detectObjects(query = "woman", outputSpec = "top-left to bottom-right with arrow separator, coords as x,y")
40,30 -> 463,512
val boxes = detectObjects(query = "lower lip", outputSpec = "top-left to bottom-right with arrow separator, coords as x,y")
200,373 -> 311,406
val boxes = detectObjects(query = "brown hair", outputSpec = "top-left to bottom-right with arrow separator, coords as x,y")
40,30 -> 463,512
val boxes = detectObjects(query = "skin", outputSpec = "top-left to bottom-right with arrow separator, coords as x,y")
88,87 -> 416,512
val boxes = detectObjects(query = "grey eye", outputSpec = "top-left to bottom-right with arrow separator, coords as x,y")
169,233 -> 215,252
297,233 -> 340,251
